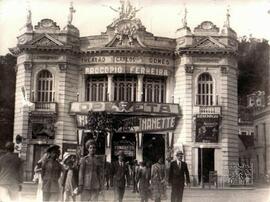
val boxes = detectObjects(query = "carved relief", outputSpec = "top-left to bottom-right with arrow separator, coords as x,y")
220,66 -> 229,74
59,63 -> 68,73
34,19 -> 60,31
194,21 -> 219,33
24,62 -> 32,72
34,37 -> 59,46
185,64 -> 194,73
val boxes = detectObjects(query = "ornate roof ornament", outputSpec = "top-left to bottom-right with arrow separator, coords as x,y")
68,2 -> 76,25
182,7 -> 188,27
224,6 -> 231,28
110,0 -> 142,21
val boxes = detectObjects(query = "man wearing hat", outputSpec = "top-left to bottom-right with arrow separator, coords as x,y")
111,150 -> 129,202
168,150 -> 190,202
41,144 -> 63,202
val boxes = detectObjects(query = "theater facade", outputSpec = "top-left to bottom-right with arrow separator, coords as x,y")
10,2 -> 239,184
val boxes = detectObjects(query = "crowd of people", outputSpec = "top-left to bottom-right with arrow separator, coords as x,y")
0,140 -> 190,202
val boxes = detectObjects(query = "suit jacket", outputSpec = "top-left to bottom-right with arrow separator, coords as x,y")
78,155 -> 101,190
41,159 -> 62,192
111,161 -> 129,188
168,160 -> 190,188
0,152 -> 23,189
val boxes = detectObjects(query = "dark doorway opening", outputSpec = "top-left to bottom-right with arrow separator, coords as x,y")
33,144 -> 49,178
111,133 -> 136,163
143,134 -> 165,165
82,131 -> 105,156
198,148 -> 215,183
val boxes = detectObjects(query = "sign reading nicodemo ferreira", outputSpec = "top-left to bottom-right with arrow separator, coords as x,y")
196,114 -> 219,143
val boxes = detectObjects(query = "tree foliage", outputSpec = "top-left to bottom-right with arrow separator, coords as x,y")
238,38 -> 269,105
0,54 -> 16,149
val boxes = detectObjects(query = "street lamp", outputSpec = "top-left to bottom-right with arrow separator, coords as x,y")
200,145 -> 204,188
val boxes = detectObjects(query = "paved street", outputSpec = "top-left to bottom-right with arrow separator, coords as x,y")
20,183 -> 270,202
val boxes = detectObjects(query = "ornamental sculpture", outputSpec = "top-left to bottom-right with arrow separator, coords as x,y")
68,2 -> 76,25
110,0 -> 142,20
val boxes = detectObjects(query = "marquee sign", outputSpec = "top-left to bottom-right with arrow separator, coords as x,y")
81,56 -> 173,67
195,114 -> 219,143
70,101 -> 180,115
75,114 -> 177,132
84,65 -> 171,76
138,116 -> 176,132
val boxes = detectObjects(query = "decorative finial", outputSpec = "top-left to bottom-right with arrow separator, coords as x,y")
182,6 -> 188,27
68,2 -> 76,25
26,1 -> 32,25
224,5 -> 230,28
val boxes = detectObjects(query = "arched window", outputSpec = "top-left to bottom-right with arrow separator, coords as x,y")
37,70 -> 54,102
86,75 -> 108,101
143,76 -> 166,103
197,73 -> 213,106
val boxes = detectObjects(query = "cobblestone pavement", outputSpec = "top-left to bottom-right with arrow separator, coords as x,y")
20,183 -> 270,202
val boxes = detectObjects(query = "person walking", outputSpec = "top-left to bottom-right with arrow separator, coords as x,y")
41,144 -> 62,202
78,139 -> 102,201
0,142 -> 23,202
111,151 -> 129,202
137,161 -> 150,202
168,150 -> 190,202
151,157 -> 166,202
33,152 -> 49,202
61,153 -> 78,202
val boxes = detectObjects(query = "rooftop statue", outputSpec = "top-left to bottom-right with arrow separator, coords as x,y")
26,9 -> 32,25
68,2 -> 76,25
182,7 -> 187,27
110,0 -> 142,20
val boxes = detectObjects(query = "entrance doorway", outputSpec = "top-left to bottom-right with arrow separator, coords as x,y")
143,134 -> 165,165
111,133 -> 136,163
198,148 -> 215,183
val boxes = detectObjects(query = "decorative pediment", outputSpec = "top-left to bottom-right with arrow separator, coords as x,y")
106,19 -> 147,48
193,37 -> 226,49
30,34 -> 64,47
34,19 -> 60,31
194,21 -> 219,33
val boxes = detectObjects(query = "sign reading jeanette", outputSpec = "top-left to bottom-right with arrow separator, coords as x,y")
85,65 -> 170,76
139,116 -> 176,132
81,56 -> 173,67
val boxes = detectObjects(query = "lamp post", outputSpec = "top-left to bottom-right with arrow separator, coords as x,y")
200,145 -> 204,188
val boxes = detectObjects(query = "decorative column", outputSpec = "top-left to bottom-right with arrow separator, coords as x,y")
105,132 -> 112,162
137,75 -> 144,102
136,132 -> 143,162
107,75 -> 114,101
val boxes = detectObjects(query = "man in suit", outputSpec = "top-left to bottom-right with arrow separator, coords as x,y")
41,144 -> 62,202
168,150 -> 190,202
78,139 -> 101,201
0,142 -> 23,202
111,151 -> 129,202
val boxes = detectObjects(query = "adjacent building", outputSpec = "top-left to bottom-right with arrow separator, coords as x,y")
10,1 -> 239,184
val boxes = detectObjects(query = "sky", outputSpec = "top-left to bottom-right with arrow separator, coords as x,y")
0,0 -> 270,55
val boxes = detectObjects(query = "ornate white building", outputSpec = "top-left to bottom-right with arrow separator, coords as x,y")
10,1 -> 238,184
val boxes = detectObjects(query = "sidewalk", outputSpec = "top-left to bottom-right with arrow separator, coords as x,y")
20,182 -> 269,202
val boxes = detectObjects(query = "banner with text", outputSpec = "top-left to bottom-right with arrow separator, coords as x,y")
195,114 -> 219,143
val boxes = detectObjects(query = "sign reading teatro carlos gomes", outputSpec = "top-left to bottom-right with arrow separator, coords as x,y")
195,114 -> 220,143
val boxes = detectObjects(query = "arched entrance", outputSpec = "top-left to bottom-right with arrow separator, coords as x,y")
111,133 -> 136,163
143,134 -> 165,165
